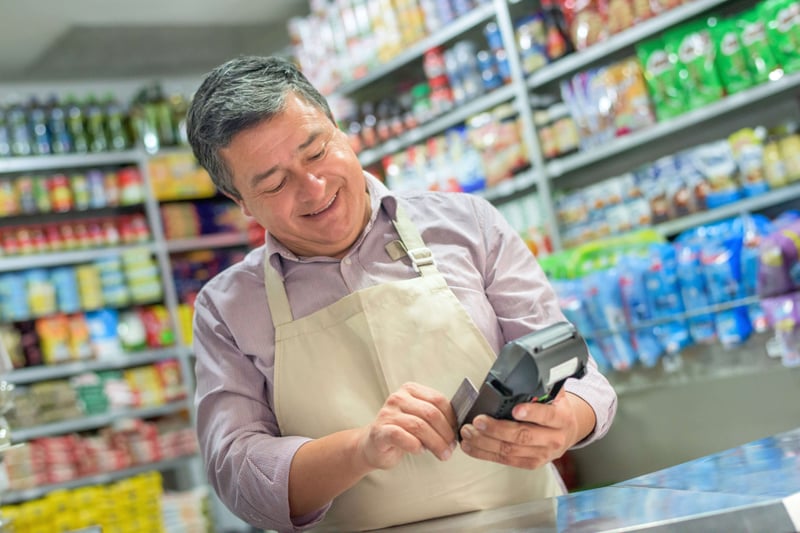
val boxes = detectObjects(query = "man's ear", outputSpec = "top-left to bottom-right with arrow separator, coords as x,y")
224,192 -> 253,218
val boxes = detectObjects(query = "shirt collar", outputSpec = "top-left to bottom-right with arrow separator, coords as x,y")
265,172 -> 399,276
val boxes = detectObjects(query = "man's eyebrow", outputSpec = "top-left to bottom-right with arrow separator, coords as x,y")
247,131 -> 323,190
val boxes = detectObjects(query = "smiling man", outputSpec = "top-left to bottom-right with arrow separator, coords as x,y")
187,55 -> 617,532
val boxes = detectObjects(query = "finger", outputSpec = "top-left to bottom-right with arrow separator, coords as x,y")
402,382 -> 458,428
466,414 -> 567,452
459,425 -> 550,470
510,396 -> 566,429
390,411 -> 456,461
373,423 -> 426,456
398,383 -> 457,442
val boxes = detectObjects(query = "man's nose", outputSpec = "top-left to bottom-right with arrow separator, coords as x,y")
297,171 -> 325,198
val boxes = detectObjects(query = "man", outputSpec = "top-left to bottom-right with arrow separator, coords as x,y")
187,55 -> 616,532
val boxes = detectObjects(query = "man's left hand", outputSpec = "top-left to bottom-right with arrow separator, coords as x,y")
458,390 -> 592,469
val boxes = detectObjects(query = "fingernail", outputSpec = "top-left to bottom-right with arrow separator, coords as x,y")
515,406 -> 528,418
461,425 -> 475,439
474,418 -> 487,431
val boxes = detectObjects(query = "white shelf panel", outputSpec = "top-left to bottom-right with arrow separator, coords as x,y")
5,347 -> 187,385
527,0 -> 732,89
0,243 -> 158,273
477,168 -> 539,202
547,71 -> 800,178
0,150 -> 144,174
334,2 -> 497,96
166,232 -> 249,253
358,83 -> 517,167
1,454 -> 197,505
12,400 -> 190,443
655,182 -> 800,237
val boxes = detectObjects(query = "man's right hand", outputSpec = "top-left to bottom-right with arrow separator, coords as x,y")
356,382 -> 458,471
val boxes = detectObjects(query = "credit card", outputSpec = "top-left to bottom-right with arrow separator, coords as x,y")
450,377 -> 479,428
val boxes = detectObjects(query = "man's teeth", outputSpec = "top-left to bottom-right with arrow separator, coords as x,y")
310,195 -> 336,215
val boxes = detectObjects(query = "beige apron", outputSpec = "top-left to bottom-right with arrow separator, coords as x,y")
266,206 -> 562,531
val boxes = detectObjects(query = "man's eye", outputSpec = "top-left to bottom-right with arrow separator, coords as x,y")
309,147 -> 326,160
263,179 -> 286,194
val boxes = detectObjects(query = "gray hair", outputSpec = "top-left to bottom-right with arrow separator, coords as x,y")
186,55 -> 334,199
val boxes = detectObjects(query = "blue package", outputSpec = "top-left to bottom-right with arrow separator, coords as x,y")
675,243 -> 717,344
740,243 -> 768,333
582,269 -> 638,372
552,279 -> 613,373
617,256 -> 663,367
701,238 -> 752,347
643,244 -> 692,354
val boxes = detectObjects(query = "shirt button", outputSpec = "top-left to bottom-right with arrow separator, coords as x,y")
343,257 -> 351,265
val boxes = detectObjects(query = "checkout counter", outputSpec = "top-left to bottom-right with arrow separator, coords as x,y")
383,427 -> 800,532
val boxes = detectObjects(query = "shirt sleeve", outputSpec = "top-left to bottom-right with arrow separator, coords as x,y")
193,290 -> 331,532
473,196 -> 618,447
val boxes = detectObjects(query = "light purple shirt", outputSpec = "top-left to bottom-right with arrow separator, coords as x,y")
193,175 -> 617,532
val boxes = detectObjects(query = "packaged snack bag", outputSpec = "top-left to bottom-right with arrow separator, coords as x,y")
761,0 -> 800,74
603,58 -> 656,135
710,18 -> 755,95
728,127 -> 769,197
666,20 -> 724,110
636,37 -> 685,121
738,9 -> 782,83
558,0 -> 608,50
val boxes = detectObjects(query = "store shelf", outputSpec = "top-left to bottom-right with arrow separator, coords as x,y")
1,454 -> 197,505
0,243 -> 158,273
166,232 -> 249,253
607,331 -> 789,396
655,182 -> 800,237
334,2 -> 497,96
526,0 -> 731,89
0,150 -> 144,174
477,167 -> 539,202
358,83 -> 517,167
546,71 -> 800,179
12,400 -> 190,443
5,347 -> 187,385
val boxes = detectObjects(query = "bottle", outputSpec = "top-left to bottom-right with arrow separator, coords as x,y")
85,95 -> 109,153
104,93 -> 131,151
7,99 -> 32,156
47,95 -> 72,154
542,0 -> 574,60
27,97 -> 51,156
0,105 -> 11,157
65,96 -> 89,153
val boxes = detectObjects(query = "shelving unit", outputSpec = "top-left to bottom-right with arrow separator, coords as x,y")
11,400 -> 191,443
0,146 -> 214,507
1,454 -> 197,505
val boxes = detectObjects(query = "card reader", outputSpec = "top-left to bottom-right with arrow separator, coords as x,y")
452,321 -> 589,435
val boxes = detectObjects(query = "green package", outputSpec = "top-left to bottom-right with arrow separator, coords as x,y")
665,20 -> 724,110
710,18 -> 755,95
761,0 -> 800,74
636,38 -> 686,121
738,9 -> 782,83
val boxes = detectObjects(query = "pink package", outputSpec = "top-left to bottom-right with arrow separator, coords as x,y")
760,291 -> 800,368
757,221 -> 800,298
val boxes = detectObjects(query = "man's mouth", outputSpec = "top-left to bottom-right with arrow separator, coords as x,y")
306,194 -> 337,216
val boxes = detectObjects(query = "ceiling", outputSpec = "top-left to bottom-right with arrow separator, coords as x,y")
0,0 -> 311,82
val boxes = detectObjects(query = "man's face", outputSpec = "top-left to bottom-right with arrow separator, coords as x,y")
221,93 -> 371,259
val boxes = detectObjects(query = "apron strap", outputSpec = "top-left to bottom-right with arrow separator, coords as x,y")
263,202 -> 441,327
264,255 -> 294,327
391,204 -> 439,277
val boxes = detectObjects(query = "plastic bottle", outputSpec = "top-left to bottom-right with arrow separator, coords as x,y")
65,96 -> 89,153
47,95 -> 72,154
27,97 -> 51,156
85,95 -> 109,153
7,100 -> 32,156
0,105 -> 11,157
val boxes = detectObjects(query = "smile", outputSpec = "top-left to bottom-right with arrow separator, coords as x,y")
307,194 -> 337,216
